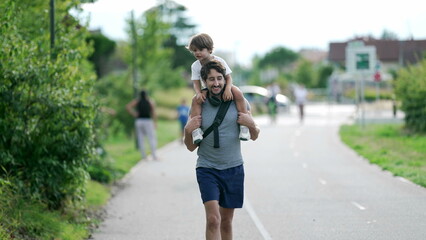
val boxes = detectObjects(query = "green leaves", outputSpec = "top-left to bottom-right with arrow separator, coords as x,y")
1,0 -> 97,209
395,58 -> 426,133
127,6 -> 185,93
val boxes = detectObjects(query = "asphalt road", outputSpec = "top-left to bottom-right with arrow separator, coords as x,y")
91,104 -> 426,240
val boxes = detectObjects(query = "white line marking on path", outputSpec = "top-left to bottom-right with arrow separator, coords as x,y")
351,201 -> 366,210
318,178 -> 327,185
244,197 -> 273,240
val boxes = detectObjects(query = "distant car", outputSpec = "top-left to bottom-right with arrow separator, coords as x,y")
239,85 -> 290,112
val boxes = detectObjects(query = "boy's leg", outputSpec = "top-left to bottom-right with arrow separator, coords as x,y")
231,86 -> 251,141
191,95 -> 204,144
191,94 -> 202,117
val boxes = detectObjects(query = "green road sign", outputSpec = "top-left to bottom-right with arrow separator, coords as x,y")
356,53 -> 369,70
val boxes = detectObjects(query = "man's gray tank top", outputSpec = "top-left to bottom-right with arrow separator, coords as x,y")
196,99 -> 249,170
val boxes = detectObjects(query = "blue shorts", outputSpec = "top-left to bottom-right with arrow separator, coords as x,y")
196,165 -> 244,208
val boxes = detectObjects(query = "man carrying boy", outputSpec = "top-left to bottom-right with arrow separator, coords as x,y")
184,60 -> 260,240
186,33 -> 250,144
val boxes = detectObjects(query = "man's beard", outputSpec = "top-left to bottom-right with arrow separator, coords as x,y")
209,86 -> 223,97
209,83 -> 226,97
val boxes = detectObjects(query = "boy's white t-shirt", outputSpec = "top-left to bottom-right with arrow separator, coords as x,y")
191,55 -> 232,87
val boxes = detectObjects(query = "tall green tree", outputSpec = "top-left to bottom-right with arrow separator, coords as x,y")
0,0 -> 97,209
127,7 -> 185,92
294,59 -> 315,87
86,32 -> 116,78
246,47 -> 298,88
156,0 -> 197,71
258,46 -> 299,70
316,64 -> 334,88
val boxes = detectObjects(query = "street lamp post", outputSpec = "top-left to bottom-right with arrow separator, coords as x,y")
49,0 -> 55,60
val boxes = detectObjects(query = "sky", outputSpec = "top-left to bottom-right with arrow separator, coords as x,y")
80,0 -> 426,65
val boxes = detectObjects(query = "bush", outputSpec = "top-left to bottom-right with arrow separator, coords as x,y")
0,178 -> 88,239
87,148 -> 118,183
343,87 -> 394,102
394,58 -> 426,133
0,1 -> 97,209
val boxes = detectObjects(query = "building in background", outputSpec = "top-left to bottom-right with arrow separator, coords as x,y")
326,37 -> 426,103
329,37 -> 426,73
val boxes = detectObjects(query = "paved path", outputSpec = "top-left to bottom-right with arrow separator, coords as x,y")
91,104 -> 426,240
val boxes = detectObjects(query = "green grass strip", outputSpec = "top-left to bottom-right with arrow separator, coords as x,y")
339,124 -> 426,187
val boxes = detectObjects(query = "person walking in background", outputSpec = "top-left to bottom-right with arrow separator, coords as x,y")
266,82 -> 280,124
267,82 -> 281,99
186,33 -> 250,144
126,90 -> 158,160
266,94 -> 278,124
176,98 -> 190,144
184,60 -> 260,240
294,84 -> 308,123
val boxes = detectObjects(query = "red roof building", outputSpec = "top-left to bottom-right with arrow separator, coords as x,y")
328,37 -> 426,71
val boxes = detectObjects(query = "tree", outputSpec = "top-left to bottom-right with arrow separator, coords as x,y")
127,7 -> 185,92
86,32 -> 116,78
156,0 -> 197,71
294,59 -> 315,87
156,0 -> 196,44
1,0 -> 97,209
316,64 -> 334,88
380,29 -> 399,40
258,46 -> 299,70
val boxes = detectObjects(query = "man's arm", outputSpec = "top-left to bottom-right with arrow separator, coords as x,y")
237,111 -> 260,141
183,115 -> 202,151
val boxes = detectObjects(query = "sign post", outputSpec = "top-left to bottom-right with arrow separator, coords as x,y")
346,41 -> 377,128
374,63 -> 381,101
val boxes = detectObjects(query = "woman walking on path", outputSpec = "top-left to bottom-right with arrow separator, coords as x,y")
126,90 -> 158,160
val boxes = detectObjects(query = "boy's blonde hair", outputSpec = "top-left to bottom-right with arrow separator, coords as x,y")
186,33 -> 214,53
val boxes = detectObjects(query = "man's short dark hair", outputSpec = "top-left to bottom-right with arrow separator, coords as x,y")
200,60 -> 226,81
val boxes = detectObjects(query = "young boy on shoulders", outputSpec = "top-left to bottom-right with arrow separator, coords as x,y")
186,33 -> 250,144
